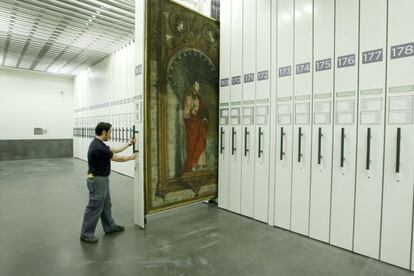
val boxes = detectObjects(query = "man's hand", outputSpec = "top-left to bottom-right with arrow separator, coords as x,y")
202,118 -> 208,124
128,137 -> 137,146
111,137 -> 137,154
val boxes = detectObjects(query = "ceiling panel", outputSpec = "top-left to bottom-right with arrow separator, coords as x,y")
0,0 -> 134,76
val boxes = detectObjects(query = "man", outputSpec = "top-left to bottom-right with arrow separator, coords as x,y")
80,122 -> 136,243
182,82 -> 209,174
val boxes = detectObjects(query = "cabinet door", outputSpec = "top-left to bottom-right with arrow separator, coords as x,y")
241,120 -> 255,218
381,0 -> 414,269
274,0 -> 294,230
254,105 -> 270,223
330,0 -> 359,251
218,122 -> 231,209
354,0 -> 387,259
291,0 -> 313,236
309,0 -> 335,243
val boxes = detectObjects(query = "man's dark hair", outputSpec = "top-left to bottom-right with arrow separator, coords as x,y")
95,122 -> 112,136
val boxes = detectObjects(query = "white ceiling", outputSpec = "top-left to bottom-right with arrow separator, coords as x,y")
0,0 -> 135,76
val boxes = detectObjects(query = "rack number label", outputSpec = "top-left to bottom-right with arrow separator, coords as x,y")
244,73 -> 254,83
315,58 -> 332,72
337,54 -> 356,68
296,62 -> 310,74
258,70 -> 269,81
220,78 -> 229,87
279,66 -> 292,77
362,49 -> 383,64
231,76 -> 241,85
391,42 -> 414,59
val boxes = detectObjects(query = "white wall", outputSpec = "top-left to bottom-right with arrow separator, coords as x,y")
73,42 -> 135,177
0,67 -> 73,140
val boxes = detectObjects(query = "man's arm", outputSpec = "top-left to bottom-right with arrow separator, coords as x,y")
111,153 -> 137,162
110,138 -> 136,153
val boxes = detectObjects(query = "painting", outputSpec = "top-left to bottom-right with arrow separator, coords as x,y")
144,0 -> 219,212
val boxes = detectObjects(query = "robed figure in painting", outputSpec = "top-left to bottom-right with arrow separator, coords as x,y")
182,82 -> 209,174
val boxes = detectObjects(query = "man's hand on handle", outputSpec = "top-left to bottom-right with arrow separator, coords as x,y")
128,137 -> 137,147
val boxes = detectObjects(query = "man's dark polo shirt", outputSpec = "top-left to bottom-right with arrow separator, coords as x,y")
88,138 -> 113,177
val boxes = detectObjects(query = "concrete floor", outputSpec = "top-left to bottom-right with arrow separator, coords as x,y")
0,158 -> 412,276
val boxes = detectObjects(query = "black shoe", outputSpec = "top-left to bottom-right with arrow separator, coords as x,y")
80,236 -> 99,243
105,225 -> 125,235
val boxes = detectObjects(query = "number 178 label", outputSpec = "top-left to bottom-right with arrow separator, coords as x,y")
391,42 -> 414,59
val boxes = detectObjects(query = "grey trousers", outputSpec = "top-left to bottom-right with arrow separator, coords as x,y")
81,176 -> 117,238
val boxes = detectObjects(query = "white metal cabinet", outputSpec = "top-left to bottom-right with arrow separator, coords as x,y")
381,0 -> 414,269
309,0 -> 334,243
274,0 -> 294,230
354,0 -> 387,259
291,0 -> 313,236
217,0 -> 232,210
240,0 -> 257,218
330,0 -> 359,251
228,0 -> 243,214
253,0 -> 271,223
254,105 -> 270,222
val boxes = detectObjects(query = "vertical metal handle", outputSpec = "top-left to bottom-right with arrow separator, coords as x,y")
258,127 -> 264,158
231,127 -> 236,155
122,127 -> 125,142
126,127 -> 129,142
318,127 -> 323,165
220,127 -> 225,154
298,127 -> 303,163
244,127 -> 250,157
396,127 -> 401,173
340,128 -> 345,167
132,126 -> 139,153
280,127 -> 285,160
366,128 -> 371,170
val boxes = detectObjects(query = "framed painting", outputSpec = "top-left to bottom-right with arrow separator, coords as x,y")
144,0 -> 219,212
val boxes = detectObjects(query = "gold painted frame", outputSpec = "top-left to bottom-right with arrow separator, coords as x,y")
143,0 -> 219,213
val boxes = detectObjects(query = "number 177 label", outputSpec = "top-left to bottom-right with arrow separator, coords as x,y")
362,49 -> 383,64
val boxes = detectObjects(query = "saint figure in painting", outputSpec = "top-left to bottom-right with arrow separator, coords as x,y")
182,82 -> 209,174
